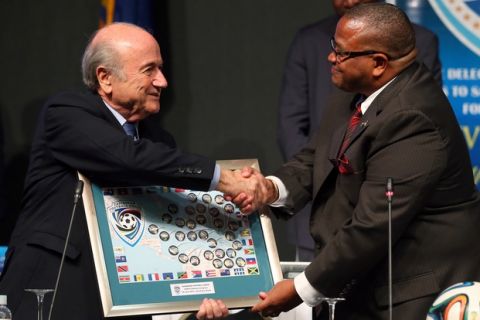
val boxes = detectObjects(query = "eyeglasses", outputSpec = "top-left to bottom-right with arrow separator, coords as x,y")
330,37 -> 388,63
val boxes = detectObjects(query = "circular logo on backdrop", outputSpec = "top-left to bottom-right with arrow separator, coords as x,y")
428,0 -> 480,56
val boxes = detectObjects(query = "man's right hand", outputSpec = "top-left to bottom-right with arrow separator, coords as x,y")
217,167 -> 278,214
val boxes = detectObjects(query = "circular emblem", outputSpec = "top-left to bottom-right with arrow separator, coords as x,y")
428,0 -> 480,55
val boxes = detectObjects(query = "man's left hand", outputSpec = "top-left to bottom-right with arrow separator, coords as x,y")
251,279 -> 303,318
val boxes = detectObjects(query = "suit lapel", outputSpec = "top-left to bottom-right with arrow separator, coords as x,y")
312,90 -> 354,196
331,64 -> 418,157
343,107 -> 372,152
313,62 -> 421,198
328,122 -> 348,161
328,94 -> 366,160
87,91 -> 128,134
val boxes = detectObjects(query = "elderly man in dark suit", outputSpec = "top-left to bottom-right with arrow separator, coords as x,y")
278,0 -> 443,262
232,3 -> 480,319
0,22 -> 257,320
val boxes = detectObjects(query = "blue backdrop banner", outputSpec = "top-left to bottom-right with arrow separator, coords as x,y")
391,0 -> 480,188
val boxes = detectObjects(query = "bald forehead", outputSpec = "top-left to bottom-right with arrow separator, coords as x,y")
92,23 -> 157,48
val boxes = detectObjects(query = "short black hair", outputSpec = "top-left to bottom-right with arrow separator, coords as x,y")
344,3 -> 415,59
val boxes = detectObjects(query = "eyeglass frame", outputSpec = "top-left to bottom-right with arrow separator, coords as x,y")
329,36 -> 391,63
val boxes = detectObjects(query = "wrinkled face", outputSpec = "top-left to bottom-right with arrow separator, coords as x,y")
332,0 -> 378,16
328,17 -> 374,93
109,37 -> 168,122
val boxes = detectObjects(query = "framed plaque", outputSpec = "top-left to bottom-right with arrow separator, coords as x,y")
80,159 -> 282,317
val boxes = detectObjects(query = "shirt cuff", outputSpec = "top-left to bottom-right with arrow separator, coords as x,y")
294,272 -> 324,307
208,164 -> 221,190
265,175 -> 289,207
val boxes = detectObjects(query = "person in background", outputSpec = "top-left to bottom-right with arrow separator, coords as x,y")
277,0 -> 442,262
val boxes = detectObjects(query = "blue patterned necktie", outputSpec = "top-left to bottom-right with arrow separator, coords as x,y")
122,122 -> 138,141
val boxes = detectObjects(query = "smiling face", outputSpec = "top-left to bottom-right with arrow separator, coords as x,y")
328,17 -> 374,94
95,24 -> 168,122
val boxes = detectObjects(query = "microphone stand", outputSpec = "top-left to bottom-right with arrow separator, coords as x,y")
47,180 -> 84,320
386,178 -> 394,320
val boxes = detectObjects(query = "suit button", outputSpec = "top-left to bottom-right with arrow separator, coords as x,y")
178,167 -> 185,173
194,168 -> 202,174
186,167 -> 193,174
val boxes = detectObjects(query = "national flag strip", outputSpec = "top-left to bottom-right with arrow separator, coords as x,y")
246,258 -> 257,265
247,267 -> 259,275
220,269 -> 231,276
117,265 -> 129,273
206,270 -> 217,277
234,268 -> 245,275
241,239 -> 254,246
163,272 -> 174,280
177,272 -> 188,279
114,246 -> 124,254
175,188 -> 185,193
244,248 -> 255,255
134,274 -> 144,282
115,255 -> 127,263
161,186 -> 170,193
240,229 -> 251,237
148,273 -> 160,281
192,270 -> 202,278
119,275 -> 131,283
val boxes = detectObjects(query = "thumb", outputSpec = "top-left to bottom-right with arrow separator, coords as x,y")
258,291 -> 268,300
241,166 -> 254,178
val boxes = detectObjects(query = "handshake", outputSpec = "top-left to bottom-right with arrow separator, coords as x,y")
217,167 -> 279,214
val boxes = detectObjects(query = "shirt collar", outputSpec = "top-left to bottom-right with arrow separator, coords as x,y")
359,77 -> 396,114
102,100 -> 132,127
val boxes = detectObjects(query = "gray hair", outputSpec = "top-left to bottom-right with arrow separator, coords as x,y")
344,3 -> 415,59
81,30 -> 125,91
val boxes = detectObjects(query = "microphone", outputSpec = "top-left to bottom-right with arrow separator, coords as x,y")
386,177 -> 394,202
73,180 -> 84,205
48,180 -> 84,320
386,177 -> 394,320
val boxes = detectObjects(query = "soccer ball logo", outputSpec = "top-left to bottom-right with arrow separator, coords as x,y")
118,211 -> 139,231
111,207 -> 145,247
427,281 -> 480,320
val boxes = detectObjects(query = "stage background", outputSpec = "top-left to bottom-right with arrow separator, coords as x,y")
2,0 -> 477,261
391,0 -> 480,188
0,0 -> 330,260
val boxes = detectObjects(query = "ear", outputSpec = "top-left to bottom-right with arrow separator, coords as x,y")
96,66 -> 113,94
371,53 -> 388,77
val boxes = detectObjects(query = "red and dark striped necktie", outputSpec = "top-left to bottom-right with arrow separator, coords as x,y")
338,104 -> 363,158
337,104 -> 362,174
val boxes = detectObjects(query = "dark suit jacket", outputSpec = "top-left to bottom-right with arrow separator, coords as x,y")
0,90 -> 216,319
277,15 -> 443,257
273,62 -> 480,319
